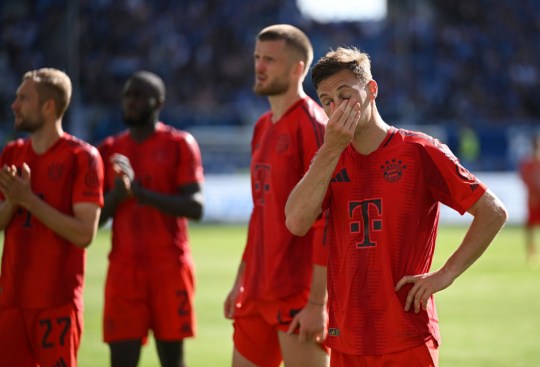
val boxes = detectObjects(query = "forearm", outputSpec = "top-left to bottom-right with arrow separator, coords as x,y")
285,144 -> 341,236
134,187 -> 204,220
99,188 -> 124,226
0,200 -> 16,230
308,264 -> 327,306
23,194 -> 100,248
441,189 -> 508,281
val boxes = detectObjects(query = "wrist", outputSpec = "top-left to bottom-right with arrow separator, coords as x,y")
307,298 -> 326,307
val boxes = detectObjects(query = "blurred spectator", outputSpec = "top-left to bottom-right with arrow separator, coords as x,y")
1,0 -> 539,172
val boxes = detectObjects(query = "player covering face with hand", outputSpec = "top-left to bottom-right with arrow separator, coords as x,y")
285,47 -> 508,367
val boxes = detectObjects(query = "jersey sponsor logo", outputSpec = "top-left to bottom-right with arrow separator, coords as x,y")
48,163 -> 64,182
253,164 -> 271,206
380,158 -> 406,183
349,199 -> 382,248
328,328 -> 340,336
331,168 -> 350,183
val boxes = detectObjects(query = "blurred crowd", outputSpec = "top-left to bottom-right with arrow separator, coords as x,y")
1,0 -> 539,171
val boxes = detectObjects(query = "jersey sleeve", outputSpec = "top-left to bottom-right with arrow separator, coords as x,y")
72,145 -> 104,207
422,140 -> 486,215
97,138 -> 115,193
176,132 -> 204,186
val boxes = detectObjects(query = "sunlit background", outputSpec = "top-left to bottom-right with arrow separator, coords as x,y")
1,0 -> 538,223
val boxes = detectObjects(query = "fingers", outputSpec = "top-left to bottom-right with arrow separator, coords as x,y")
287,314 -> 300,336
111,154 -> 134,181
396,275 -> 432,313
330,98 -> 361,133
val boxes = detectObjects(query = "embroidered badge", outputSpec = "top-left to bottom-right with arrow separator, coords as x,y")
381,159 -> 406,182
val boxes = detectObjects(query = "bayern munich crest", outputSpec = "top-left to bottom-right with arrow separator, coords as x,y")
381,159 -> 406,182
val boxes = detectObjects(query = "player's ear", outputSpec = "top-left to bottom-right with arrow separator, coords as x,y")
367,80 -> 378,100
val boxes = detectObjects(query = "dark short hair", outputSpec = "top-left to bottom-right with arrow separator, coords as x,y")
129,70 -> 166,101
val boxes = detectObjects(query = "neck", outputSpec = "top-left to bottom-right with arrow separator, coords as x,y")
350,110 -> 391,155
129,121 -> 157,143
31,119 -> 63,154
267,84 -> 306,123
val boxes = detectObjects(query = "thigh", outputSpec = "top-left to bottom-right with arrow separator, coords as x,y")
32,304 -> 83,367
103,263 -> 149,343
0,307 -> 36,367
278,330 -> 329,367
149,265 -> 196,340
233,298 -> 282,367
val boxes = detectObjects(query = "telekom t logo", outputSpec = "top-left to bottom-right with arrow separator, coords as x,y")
254,164 -> 271,206
348,199 -> 382,248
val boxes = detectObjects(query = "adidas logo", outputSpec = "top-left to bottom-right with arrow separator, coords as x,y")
331,168 -> 350,182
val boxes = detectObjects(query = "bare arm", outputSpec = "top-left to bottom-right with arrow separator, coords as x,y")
132,182 -> 204,220
0,200 -> 17,230
286,98 -> 360,235
0,163 -> 100,248
224,261 -> 246,319
100,154 -> 204,223
395,189 -> 508,312
287,264 -> 328,342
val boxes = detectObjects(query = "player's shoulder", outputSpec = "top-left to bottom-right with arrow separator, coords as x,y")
298,97 -> 327,125
394,128 -> 446,150
63,134 -> 101,157
156,122 -> 199,145
3,137 -> 29,151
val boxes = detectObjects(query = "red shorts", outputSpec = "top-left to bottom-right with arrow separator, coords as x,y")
330,338 -> 439,367
103,262 -> 196,343
233,293 -> 328,367
0,303 -> 83,367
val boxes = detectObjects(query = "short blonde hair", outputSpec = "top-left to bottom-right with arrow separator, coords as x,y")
23,68 -> 72,118
311,47 -> 372,90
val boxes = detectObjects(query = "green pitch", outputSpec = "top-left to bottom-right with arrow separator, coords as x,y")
2,224 -> 538,366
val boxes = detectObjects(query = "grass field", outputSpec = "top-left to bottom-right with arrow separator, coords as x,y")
4,223 -> 540,366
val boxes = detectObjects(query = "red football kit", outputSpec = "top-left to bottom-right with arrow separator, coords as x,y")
519,157 -> 540,226
322,127 -> 487,357
0,134 -> 104,366
233,97 -> 328,366
98,122 -> 204,342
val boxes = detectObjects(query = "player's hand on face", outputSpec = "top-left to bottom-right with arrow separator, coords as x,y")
395,270 -> 455,313
324,98 -> 362,151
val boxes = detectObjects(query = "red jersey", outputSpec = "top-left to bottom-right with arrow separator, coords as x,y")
0,134 -> 104,310
242,97 -> 327,301
98,122 -> 204,270
323,127 -> 487,355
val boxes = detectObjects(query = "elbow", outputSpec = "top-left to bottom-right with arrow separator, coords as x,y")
73,233 -> 95,249
496,203 -> 509,227
285,216 -> 310,237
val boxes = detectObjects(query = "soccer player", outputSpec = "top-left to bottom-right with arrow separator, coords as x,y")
0,68 -> 104,367
98,70 -> 204,367
223,24 -> 329,367
519,134 -> 540,264
285,47 -> 508,366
